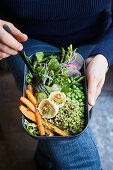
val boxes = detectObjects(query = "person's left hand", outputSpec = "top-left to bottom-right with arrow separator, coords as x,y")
85,54 -> 108,111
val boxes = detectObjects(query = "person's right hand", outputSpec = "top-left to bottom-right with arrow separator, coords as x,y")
0,20 -> 28,60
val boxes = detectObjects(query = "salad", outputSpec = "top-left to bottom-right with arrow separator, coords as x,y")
19,45 -> 86,136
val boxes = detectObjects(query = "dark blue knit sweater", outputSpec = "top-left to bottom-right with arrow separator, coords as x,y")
0,0 -> 113,66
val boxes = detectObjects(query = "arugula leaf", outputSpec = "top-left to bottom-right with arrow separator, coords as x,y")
41,55 -> 57,62
48,58 -> 60,71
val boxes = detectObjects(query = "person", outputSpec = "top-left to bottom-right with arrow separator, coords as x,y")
0,0 -> 113,169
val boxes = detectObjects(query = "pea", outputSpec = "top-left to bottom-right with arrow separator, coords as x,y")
69,88 -> 72,92
75,95 -> 78,99
79,102 -> 84,106
71,93 -> 75,98
78,94 -> 81,98
79,99 -> 82,102
82,96 -> 85,100
72,85 -> 76,89
80,87 -> 83,90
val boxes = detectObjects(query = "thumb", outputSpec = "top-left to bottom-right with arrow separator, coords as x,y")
87,76 -> 97,106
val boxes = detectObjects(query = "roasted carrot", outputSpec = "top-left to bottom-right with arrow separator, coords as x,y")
25,89 -> 37,106
19,105 -> 36,122
20,96 -> 35,113
19,105 -> 70,136
42,119 -> 70,136
19,105 -> 54,136
35,104 -> 45,136
44,127 -> 54,136
27,84 -> 33,94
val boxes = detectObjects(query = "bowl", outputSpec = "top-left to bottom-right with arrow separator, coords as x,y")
22,51 -> 89,139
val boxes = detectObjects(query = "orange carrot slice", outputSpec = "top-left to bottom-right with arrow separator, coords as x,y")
27,84 -> 33,95
25,89 -> 37,106
35,104 -> 45,136
20,96 -> 35,112
19,105 -> 36,122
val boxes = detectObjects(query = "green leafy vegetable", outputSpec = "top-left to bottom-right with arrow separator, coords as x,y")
41,55 -> 57,62
35,52 -> 44,62
48,58 -> 60,71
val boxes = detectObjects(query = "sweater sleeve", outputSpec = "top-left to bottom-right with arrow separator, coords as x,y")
90,23 -> 113,67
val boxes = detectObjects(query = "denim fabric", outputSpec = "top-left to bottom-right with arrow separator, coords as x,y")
7,38 -> 101,170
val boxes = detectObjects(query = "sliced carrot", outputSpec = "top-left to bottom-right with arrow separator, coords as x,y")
25,89 -> 37,106
19,105 -> 54,136
19,105 -> 36,122
20,96 -> 35,112
27,84 -> 33,95
35,104 -> 45,136
19,105 -> 70,136
42,119 -> 70,136
44,127 -> 54,136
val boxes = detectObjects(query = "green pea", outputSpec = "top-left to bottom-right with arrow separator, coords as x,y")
72,85 -> 76,89
69,88 -> 72,92
82,96 -> 85,100
71,93 -> 75,98
79,102 -> 84,106
80,87 -> 83,90
74,90 -> 77,93
78,94 -> 81,98
75,95 -> 78,99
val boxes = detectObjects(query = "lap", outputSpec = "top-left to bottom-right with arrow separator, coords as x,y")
37,126 -> 101,170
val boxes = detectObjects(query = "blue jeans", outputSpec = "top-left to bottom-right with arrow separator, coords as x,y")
7,38 -> 101,170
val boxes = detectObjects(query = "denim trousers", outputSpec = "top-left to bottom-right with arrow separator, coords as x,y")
7,38 -> 101,170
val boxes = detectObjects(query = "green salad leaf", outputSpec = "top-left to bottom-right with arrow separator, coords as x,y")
35,52 -> 44,62
48,58 -> 60,71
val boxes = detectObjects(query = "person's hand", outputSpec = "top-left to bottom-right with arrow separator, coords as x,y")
85,54 -> 108,111
0,20 -> 28,60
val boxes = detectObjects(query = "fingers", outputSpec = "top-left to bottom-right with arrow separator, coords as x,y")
0,20 -> 28,42
88,78 -> 105,111
87,74 -> 97,106
0,42 -> 18,55
0,28 -> 23,51
0,52 -> 9,60
0,20 -> 28,60
88,105 -> 92,111
85,56 -> 95,68
95,78 -> 105,100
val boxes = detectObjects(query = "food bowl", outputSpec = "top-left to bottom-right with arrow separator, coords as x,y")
22,51 -> 89,139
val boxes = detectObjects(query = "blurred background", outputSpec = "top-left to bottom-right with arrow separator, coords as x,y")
0,54 -> 113,170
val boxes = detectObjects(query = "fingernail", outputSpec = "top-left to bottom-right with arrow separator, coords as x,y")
23,34 -> 28,38
90,97 -> 95,106
19,46 -> 23,51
